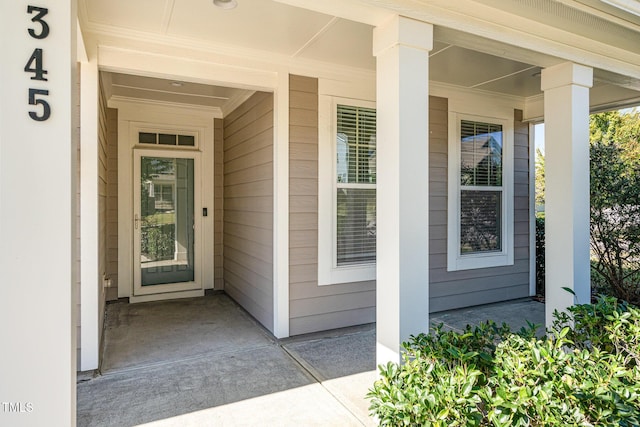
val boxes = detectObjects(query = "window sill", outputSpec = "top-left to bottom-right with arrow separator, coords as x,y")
447,252 -> 513,272
318,263 -> 376,286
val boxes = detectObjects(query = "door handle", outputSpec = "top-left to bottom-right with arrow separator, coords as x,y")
134,214 -> 139,229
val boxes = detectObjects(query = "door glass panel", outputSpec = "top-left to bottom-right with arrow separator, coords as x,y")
140,156 -> 194,286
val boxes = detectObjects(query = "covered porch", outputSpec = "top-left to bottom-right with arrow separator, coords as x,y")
4,0 -> 640,425
72,0 -> 640,373
77,293 -> 544,426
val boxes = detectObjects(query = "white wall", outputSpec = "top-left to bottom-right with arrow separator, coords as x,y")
0,0 -> 77,425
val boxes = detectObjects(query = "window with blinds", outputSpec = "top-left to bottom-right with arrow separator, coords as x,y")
335,105 -> 376,266
459,120 -> 503,254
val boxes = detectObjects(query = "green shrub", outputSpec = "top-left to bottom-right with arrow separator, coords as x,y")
552,295 -> 640,366
589,112 -> 640,306
368,296 -> 640,426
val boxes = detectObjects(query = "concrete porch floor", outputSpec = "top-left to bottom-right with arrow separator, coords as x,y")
77,293 -> 544,426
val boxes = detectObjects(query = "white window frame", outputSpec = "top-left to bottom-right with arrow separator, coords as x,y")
318,96 -> 376,285
447,112 -> 514,271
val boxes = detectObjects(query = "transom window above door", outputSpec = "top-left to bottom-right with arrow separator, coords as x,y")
138,131 -> 197,148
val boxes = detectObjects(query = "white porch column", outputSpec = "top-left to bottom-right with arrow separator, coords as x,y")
273,70 -> 290,338
0,0 -> 77,425
80,57 -> 100,371
373,16 -> 432,365
541,62 -> 593,327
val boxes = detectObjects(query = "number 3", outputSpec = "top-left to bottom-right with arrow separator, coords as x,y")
27,6 -> 49,39
29,89 -> 51,121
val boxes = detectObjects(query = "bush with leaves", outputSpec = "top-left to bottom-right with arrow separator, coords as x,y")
368,296 -> 640,426
589,112 -> 640,305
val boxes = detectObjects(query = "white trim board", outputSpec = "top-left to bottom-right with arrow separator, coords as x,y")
318,95 -> 377,285
447,112 -> 515,272
273,70 -> 290,338
116,105 -> 216,299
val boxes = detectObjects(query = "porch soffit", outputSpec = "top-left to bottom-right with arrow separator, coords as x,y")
280,0 -> 640,83
80,0 -> 640,109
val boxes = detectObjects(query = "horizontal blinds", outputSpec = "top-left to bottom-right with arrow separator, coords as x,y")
460,190 -> 502,254
336,105 -> 376,184
336,188 -> 376,266
335,104 -> 377,266
460,120 -> 503,186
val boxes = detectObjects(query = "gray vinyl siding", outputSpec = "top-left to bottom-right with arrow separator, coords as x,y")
214,118 -> 224,289
105,106 -> 118,301
96,78 -> 109,356
223,92 -> 274,332
429,98 -> 530,312
98,81 -> 108,313
288,74 -> 375,336
77,72 -> 111,370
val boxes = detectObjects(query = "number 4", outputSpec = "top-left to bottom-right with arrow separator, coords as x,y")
24,48 -> 48,81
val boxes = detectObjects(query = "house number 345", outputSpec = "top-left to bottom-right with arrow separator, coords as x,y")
25,5 -> 51,121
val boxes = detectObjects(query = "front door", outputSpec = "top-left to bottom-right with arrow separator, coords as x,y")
133,150 -> 201,296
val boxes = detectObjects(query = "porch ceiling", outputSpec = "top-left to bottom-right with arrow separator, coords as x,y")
104,72 -> 254,112
81,0 -> 640,107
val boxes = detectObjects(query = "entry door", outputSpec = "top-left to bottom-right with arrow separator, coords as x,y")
133,150 -> 201,296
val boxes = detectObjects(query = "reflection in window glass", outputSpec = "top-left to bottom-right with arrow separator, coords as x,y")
459,120 -> 504,255
460,120 -> 502,186
460,190 -> 502,253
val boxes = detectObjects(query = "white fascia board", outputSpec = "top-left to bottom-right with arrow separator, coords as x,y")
97,45 -> 279,92
318,75 -> 376,103
524,83 -> 640,122
431,82 -> 525,117
358,0 -> 640,80
109,96 -> 223,118
89,28 -> 376,91
523,95 -> 545,123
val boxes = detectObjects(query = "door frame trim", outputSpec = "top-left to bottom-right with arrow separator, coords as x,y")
132,148 -> 203,297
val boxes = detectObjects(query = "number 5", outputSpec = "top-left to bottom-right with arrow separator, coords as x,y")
29,88 -> 51,121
